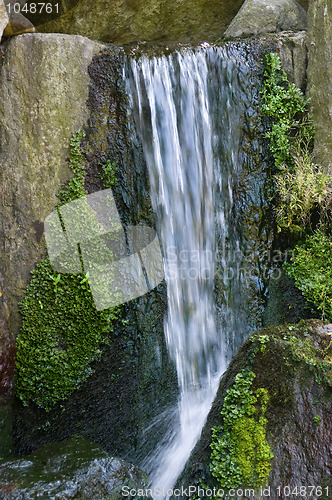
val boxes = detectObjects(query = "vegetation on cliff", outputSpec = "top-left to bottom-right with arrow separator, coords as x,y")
210,370 -> 273,489
16,132 -> 120,411
261,52 -> 332,321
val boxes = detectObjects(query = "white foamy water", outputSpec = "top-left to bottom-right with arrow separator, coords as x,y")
125,45 -> 257,498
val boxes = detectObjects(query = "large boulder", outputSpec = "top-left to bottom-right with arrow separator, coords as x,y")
0,33 -> 104,336
0,0 -> 9,39
307,0 -> 332,174
0,437 -> 151,499
177,320 -> 332,497
1,1 -> 36,38
224,0 -> 307,37
0,34 -> 105,461
27,0 -> 246,44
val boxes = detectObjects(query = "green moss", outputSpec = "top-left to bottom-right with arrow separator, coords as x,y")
16,260 -> 119,411
250,334 -> 270,353
284,231 -> 332,322
210,370 -> 273,489
16,132 -> 120,411
100,159 -> 118,189
56,130 -> 87,206
277,323 -> 332,386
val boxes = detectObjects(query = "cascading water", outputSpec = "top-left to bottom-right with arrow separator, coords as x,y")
125,44 -> 268,497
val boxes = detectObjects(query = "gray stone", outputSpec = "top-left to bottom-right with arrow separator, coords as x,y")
307,0 -> 332,174
34,0 -> 246,44
0,0 -> 9,40
0,437 -> 151,499
224,0 -> 307,37
276,31 -> 307,90
0,33 -> 105,337
3,12 -> 36,37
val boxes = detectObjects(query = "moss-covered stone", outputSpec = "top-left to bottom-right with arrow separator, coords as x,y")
176,320 -> 332,497
10,43 -> 178,465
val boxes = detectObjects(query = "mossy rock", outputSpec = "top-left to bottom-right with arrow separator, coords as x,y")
177,319 -> 332,497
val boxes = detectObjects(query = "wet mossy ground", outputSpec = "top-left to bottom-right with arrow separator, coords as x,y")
176,319 -> 332,497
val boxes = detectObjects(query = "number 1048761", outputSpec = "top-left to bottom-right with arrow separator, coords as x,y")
276,486 -> 329,497
6,3 -> 59,15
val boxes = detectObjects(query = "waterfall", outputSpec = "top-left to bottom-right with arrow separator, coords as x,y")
125,44 -> 266,497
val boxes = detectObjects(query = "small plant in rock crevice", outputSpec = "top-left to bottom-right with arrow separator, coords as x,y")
262,53 -> 332,322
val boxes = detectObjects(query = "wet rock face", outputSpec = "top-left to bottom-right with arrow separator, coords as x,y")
307,0 -> 332,174
0,437 -> 151,499
0,278 -> 15,401
0,275 -> 15,458
224,0 -> 307,38
31,0 -> 246,44
177,320 -> 332,498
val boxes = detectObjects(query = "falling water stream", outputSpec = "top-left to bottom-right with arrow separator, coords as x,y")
125,44 -> 267,497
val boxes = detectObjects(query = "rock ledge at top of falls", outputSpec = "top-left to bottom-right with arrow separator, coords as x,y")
31,0 -> 246,44
0,437 -> 151,499
224,0 -> 307,38
176,319 -> 332,498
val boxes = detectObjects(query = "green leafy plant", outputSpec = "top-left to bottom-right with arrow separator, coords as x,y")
313,415 -> 321,427
261,52 -> 313,170
57,130 -> 87,206
210,370 -> 273,489
284,230 -> 332,321
262,53 -> 332,322
16,132 -> 120,411
261,53 -> 331,233
100,159 -> 117,188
